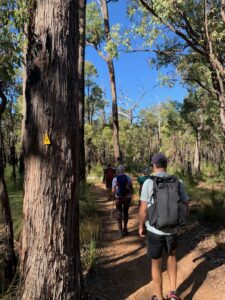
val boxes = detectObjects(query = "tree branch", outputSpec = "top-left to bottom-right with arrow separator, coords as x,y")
139,0 -> 207,57
124,48 -> 184,55
184,76 -> 217,97
85,41 -> 108,62
172,1 -> 202,43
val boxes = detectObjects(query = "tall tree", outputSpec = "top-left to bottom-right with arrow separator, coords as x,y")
100,0 -> 121,163
78,0 -> 87,182
86,1 -> 122,163
20,0 -> 83,298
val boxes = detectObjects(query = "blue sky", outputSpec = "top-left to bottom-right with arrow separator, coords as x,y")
86,0 -> 187,112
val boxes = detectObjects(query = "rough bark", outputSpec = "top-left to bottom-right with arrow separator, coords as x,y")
21,0 -> 83,299
100,0 -> 122,163
0,88 -> 17,286
78,0 -> 86,182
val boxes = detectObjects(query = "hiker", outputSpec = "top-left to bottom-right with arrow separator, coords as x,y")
103,163 -> 116,199
137,167 -> 151,196
112,165 -> 133,237
139,153 -> 189,300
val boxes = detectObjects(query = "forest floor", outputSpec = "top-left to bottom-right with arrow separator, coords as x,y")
86,182 -> 225,300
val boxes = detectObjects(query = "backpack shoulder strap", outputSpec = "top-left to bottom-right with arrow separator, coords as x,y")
149,175 -> 158,197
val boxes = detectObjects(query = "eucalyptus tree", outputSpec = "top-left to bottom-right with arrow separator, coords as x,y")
128,0 -> 225,135
86,1 -> 122,163
21,0 -> 83,298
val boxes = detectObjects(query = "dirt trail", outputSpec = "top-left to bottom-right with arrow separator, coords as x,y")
87,183 -> 225,300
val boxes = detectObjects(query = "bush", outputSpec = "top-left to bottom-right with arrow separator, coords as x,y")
89,164 -> 103,180
80,218 -> 104,273
198,189 -> 225,223
79,182 -> 104,273
79,182 -> 96,220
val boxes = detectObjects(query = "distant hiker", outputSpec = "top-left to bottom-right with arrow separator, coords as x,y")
139,153 -> 189,300
137,167 -> 151,196
103,164 -> 116,199
112,165 -> 133,237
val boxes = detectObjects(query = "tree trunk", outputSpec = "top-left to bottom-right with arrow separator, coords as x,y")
106,60 -> 121,162
100,0 -> 122,163
0,89 -> 17,287
21,0 -> 83,299
10,144 -> 17,185
194,132 -> 201,173
78,0 -> 86,182
210,70 -> 225,134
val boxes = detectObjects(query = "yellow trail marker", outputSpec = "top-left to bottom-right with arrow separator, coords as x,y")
43,133 -> 51,145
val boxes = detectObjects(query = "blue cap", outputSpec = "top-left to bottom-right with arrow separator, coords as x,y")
151,153 -> 168,165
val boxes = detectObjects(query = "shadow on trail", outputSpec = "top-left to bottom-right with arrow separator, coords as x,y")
177,244 -> 225,300
87,183 -> 225,300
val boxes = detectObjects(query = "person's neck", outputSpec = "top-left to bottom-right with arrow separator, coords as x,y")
153,168 -> 166,173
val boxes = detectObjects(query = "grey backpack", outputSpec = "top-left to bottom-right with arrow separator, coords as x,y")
148,175 -> 188,229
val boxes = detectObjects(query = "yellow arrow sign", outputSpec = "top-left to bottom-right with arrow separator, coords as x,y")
43,133 -> 51,145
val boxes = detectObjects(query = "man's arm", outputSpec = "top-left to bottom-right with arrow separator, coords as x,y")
139,201 -> 148,237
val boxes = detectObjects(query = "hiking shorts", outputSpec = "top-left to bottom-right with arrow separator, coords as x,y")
146,231 -> 178,259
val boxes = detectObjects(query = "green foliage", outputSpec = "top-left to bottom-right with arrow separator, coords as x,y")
0,0 -> 27,86
127,0 -> 225,121
88,163 -> 104,180
80,218 -> 104,273
79,182 -> 96,220
86,2 -> 122,59
79,183 -> 103,273
199,195 -> 225,223
86,2 -> 105,46
4,166 -> 23,239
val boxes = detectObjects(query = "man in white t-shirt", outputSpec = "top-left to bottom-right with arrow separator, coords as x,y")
139,153 -> 189,300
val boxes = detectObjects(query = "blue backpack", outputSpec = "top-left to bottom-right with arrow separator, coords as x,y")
116,175 -> 130,197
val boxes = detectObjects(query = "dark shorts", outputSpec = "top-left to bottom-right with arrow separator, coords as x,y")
146,231 -> 178,259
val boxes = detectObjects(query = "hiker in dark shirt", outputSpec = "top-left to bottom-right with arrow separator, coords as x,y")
103,164 -> 116,199
112,165 -> 133,237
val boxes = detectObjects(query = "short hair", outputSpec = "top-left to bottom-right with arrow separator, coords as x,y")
154,159 -> 167,169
